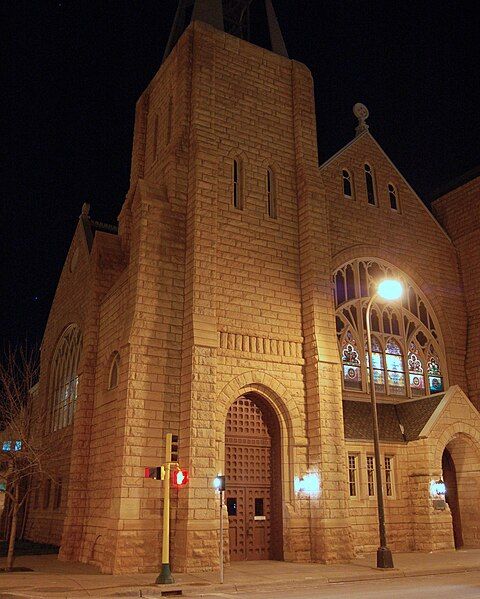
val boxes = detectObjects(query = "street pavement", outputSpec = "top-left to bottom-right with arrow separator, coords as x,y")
0,549 -> 479,598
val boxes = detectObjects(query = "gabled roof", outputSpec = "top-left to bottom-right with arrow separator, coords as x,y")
79,206 -> 118,253
319,131 -> 452,245
343,393 -> 445,443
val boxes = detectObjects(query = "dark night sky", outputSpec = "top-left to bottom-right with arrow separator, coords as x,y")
2,0 -> 479,348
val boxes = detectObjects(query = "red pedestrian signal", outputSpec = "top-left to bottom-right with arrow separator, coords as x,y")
171,468 -> 189,488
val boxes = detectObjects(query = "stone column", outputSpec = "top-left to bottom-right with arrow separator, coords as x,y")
292,61 -> 353,562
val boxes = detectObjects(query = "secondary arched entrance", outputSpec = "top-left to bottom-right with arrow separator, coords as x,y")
441,433 -> 480,549
225,393 -> 283,561
442,447 -> 463,548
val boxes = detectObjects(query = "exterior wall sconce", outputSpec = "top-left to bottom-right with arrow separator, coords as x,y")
294,471 -> 320,497
430,477 -> 447,510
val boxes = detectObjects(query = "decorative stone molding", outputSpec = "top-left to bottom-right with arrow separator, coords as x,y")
219,331 -> 303,358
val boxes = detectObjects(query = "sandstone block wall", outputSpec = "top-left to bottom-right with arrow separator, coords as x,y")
321,134 -> 468,392
433,175 -> 480,410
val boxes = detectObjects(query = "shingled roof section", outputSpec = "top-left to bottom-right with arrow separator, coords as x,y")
395,394 -> 445,441
343,394 -> 445,443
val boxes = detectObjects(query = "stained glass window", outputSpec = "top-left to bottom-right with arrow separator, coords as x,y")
385,340 -> 406,395
334,259 -> 447,399
427,353 -> 444,393
50,325 -> 82,432
366,337 -> 385,393
342,332 -> 362,390
342,169 -> 353,198
408,342 -> 425,397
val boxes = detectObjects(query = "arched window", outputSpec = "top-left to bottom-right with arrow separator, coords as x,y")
364,164 -> 377,205
385,339 -> 406,395
50,325 -> 82,432
342,169 -> 353,198
266,167 -> 277,218
341,331 -> 362,390
334,258 -> 446,398
232,158 -> 243,210
388,183 -> 398,210
108,352 -> 120,389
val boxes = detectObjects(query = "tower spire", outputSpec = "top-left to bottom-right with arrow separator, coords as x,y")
163,0 -> 288,63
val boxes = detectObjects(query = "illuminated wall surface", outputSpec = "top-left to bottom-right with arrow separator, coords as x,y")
13,4 -> 480,574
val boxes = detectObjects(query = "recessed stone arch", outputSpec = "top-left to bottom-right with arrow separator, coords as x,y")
216,371 -> 305,507
434,429 -> 480,548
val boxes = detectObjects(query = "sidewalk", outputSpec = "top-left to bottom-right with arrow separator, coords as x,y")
1,549 -> 479,598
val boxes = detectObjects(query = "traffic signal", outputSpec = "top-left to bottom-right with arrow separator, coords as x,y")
165,433 -> 179,463
171,468 -> 189,488
145,466 -> 164,480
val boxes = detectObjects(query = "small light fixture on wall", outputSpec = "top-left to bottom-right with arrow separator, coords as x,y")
294,470 -> 321,498
430,477 -> 447,510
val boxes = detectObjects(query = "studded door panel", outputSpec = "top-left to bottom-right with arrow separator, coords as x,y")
225,396 -> 271,560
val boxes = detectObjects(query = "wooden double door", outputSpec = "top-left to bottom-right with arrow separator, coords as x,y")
225,395 -> 278,561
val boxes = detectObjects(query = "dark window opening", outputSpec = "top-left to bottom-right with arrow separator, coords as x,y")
342,170 -> 352,197
388,184 -> 398,210
255,498 -> 264,517
364,164 -> 376,205
233,159 -> 241,209
227,497 -> 237,516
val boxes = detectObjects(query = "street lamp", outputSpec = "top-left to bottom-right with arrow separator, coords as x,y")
366,278 -> 403,569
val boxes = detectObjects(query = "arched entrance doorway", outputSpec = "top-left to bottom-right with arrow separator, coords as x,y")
441,434 -> 480,549
442,448 -> 463,549
225,393 -> 283,561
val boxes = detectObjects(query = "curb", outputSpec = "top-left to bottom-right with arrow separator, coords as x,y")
2,564 -> 480,598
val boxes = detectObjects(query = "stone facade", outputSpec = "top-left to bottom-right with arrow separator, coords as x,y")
17,18 -> 480,574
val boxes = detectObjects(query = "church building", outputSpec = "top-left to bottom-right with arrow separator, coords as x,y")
21,0 -> 480,574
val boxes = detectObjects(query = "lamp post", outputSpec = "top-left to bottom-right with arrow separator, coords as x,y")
365,279 -> 403,569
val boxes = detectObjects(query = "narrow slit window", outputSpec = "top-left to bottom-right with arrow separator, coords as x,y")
152,114 -> 158,161
388,184 -> 398,210
232,159 -> 242,210
342,170 -> 353,198
109,352 -> 120,389
166,96 -> 173,144
364,164 -> 377,205
267,167 -> 277,218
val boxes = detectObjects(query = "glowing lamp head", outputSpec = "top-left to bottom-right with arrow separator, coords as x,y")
377,279 -> 403,301
213,475 -> 225,491
430,478 -> 446,497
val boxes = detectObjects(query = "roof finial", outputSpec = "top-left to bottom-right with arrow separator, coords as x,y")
353,103 -> 369,136
81,202 -> 90,217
